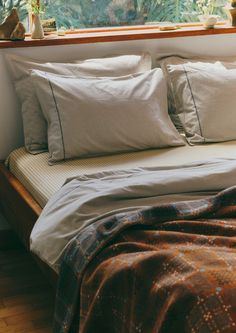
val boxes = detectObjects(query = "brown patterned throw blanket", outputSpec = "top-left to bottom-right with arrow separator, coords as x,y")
54,186 -> 236,333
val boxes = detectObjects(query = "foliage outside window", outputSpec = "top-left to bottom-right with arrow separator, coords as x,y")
42,0 -> 228,30
0,0 -> 228,32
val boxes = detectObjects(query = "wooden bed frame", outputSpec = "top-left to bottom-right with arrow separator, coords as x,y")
0,162 -> 57,285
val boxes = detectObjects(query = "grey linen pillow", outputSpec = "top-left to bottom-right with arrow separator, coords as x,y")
6,53 -> 152,153
159,56 -> 236,143
30,68 -> 185,164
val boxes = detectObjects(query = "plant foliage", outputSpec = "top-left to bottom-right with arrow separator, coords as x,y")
44,0 -> 227,29
0,0 -> 227,30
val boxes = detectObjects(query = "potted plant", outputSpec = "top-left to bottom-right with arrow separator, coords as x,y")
28,0 -> 45,39
197,0 -> 221,28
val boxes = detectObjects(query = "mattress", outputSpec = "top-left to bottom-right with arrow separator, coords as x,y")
7,142 -> 236,208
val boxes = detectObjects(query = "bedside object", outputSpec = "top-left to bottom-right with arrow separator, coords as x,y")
198,14 -> 219,28
225,5 -> 236,26
159,25 -> 180,31
0,7 -> 25,40
42,18 -> 57,32
231,0 -> 236,7
31,14 -> 44,39
57,27 -> 66,36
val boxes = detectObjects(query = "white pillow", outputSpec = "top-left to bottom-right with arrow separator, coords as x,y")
159,55 -> 236,141
6,53 -> 152,153
160,56 -> 236,138
31,68 -> 185,164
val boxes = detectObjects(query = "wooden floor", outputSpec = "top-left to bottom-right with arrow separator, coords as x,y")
0,244 -> 54,333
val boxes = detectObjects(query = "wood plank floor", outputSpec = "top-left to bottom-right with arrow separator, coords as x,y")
0,246 -> 54,333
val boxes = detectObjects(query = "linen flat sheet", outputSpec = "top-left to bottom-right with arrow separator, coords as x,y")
7,141 -> 236,207
30,158 -> 236,272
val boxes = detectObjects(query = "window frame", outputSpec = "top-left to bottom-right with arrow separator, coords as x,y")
1,17 -> 236,49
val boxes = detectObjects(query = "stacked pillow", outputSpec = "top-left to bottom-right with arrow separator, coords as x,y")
159,55 -> 236,144
31,68 -> 184,164
7,53 -> 152,154
9,52 -> 236,165
7,53 -> 184,164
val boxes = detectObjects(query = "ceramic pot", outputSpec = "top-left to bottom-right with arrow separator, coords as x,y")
198,14 -> 218,28
31,14 -> 44,39
231,0 -> 236,8
225,6 -> 236,26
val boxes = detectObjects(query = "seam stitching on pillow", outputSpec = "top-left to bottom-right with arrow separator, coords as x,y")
45,73 -> 66,161
165,63 -> 183,132
182,65 -> 204,142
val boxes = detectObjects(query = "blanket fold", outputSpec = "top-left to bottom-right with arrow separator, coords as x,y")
54,186 -> 236,333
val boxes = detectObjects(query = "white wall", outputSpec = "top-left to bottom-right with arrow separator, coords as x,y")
1,33 -> 236,159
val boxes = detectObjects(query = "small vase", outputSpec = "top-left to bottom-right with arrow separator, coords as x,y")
198,14 -> 218,28
31,14 -> 44,39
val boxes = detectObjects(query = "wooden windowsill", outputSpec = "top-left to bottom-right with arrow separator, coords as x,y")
0,24 -> 236,49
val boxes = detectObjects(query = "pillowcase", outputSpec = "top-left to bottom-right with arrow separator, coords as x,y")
6,53 -> 152,153
159,55 -> 236,133
159,56 -> 236,143
31,68 -> 185,164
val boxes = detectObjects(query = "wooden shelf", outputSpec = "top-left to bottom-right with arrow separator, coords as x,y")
0,24 -> 236,48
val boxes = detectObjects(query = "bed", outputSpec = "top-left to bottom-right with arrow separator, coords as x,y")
1,145 -> 236,333
1,52 -> 236,332
7,142 -> 236,208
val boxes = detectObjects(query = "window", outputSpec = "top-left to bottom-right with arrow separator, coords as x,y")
0,0 -> 227,32
42,0 -> 227,30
